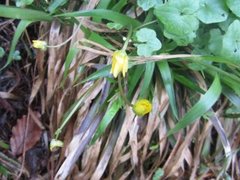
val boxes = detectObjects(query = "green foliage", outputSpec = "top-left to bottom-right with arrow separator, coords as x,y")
153,168 -> 164,180
91,97 -> 123,143
221,20 -> 240,63
16,0 -> 34,7
154,0 -> 199,45
197,0 -> 228,24
167,75 -> 222,136
137,0 -> 162,11
157,61 -> 178,119
226,0 -> 240,17
134,28 -> 162,57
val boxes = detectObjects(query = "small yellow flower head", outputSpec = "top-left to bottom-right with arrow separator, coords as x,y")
110,50 -> 128,78
50,139 -> 64,151
32,40 -> 47,51
133,99 -> 152,116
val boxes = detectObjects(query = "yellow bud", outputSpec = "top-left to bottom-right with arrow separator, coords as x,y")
32,40 -> 47,51
133,99 -> 152,116
110,50 -> 128,78
50,139 -> 64,151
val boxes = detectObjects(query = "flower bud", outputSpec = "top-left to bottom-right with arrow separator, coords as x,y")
32,40 -> 47,51
110,50 -> 128,78
133,99 -> 152,116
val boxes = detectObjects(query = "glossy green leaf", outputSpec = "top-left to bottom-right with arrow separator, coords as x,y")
154,0 -> 199,45
167,75 -> 222,136
56,9 -> 141,28
137,0 -> 161,11
157,61 -> 178,119
226,0 -> 240,18
197,0 -> 228,24
221,20 -> 240,63
0,5 -> 52,21
134,28 -> 162,57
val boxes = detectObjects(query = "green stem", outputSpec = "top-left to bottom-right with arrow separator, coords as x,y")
122,25 -> 133,51
135,20 -> 158,30
118,75 -> 132,107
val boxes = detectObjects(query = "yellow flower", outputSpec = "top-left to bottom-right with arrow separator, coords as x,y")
133,99 -> 152,116
110,50 -> 128,78
50,139 -> 64,151
32,40 -> 47,51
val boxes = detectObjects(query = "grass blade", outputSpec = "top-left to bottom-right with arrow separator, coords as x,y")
0,5 -> 52,21
157,61 -> 178,119
1,20 -> 32,70
55,9 -> 141,28
167,75 -> 222,136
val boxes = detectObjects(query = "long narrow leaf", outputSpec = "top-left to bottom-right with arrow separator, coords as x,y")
167,75 -> 222,136
1,20 -> 32,70
157,61 -> 178,119
55,9 -> 141,28
0,5 -> 52,21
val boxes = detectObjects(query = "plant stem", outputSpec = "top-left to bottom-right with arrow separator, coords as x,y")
118,75 -> 132,107
122,25 -> 133,51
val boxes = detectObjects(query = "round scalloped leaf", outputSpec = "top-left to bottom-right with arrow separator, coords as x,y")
137,0 -> 162,11
221,20 -> 240,62
134,28 -> 162,57
154,0 -> 199,46
226,0 -> 240,18
197,0 -> 228,24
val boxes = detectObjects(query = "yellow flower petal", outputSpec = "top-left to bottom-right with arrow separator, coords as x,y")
133,99 -> 152,116
32,40 -> 47,51
110,50 -> 128,78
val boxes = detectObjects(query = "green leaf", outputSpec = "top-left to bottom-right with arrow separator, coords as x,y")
89,32 -> 116,50
226,0 -> 240,18
107,22 -> 123,30
12,50 -> 22,61
221,20 -> 240,63
134,28 -> 162,57
16,0 -> 34,7
56,9 -> 141,28
48,0 -> 67,14
0,5 -> 52,21
208,29 -> 223,55
167,75 -> 222,136
137,0 -> 162,11
81,65 -> 111,83
91,98 -> 122,143
1,20 -> 32,70
153,168 -> 164,180
61,46 -> 79,85
154,0 -> 199,46
157,61 -> 178,119
197,0 -> 228,24
140,62 -> 155,97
